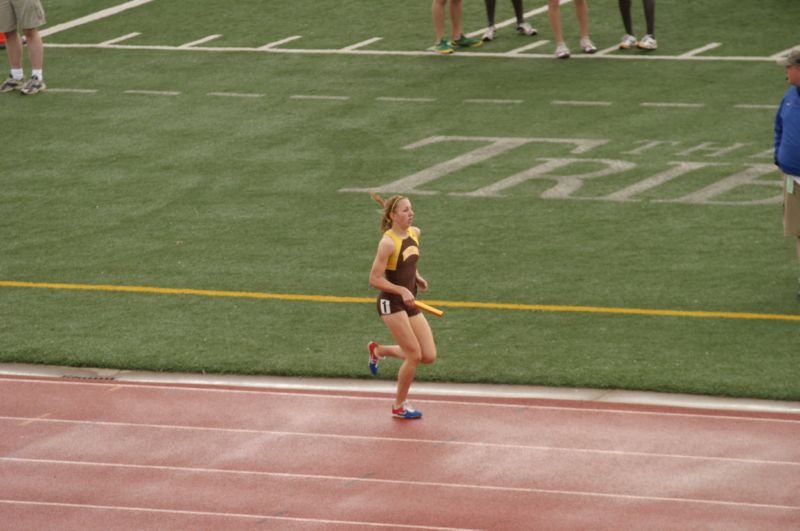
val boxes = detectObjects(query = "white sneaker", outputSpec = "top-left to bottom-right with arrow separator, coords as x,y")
619,34 -> 637,49
637,34 -> 657,50
516,22 -> 537,36
554,42 -> 570,59
580,37 -> 597,54
482,26 -> 496,42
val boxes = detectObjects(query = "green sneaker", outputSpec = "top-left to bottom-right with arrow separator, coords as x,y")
451,34 -> 482,49
433,38 -> 454,54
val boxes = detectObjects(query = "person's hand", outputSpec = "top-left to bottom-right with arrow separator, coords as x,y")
400,287 -> 416,308
417,275 -> 429,292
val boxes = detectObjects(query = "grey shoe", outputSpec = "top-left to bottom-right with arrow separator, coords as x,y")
20,76 -> 45,95
637,34 -> 657,50
0,76 -> 24,92
516,22 -> 537,36
580,37 -> 598,54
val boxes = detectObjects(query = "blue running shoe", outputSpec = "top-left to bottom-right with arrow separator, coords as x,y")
392,402 -> 422,419
368,341 -> 381,375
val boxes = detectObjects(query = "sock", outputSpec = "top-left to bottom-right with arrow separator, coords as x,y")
484,0 -> 496,25
32,69 -> 43,81
11,68 -> 23,80
618,0 -> 633,35
511,0 -> 524,24
643,0 -> 655,36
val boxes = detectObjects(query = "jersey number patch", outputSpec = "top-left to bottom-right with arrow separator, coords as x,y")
379,299 -> 392,315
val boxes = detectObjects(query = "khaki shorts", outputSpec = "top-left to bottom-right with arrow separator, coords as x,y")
784,173 -> 800,237
0,0 -> 46,33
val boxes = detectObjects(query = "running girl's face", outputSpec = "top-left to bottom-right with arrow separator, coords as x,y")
390,198 -> 414,230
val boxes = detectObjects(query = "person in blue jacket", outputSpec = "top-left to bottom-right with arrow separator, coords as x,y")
775,48 -> 800,300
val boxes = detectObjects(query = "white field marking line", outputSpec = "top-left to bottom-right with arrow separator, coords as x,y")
4,377 -> 800,424
42,42 -> 786,63
40,0 -> 154,38
341,37 -> 382,51
641,102 -> 705,108
46,88 -> 98,94
735,104 -> 776,110
507,40 -> 549,54
4,457 -> 799,512
376,97 -> 436,103
290,94 -> 349,101
99,32 -> 140,46
466,0 -> 572,38
463,98 -> 523,105
595,44 -> 621,56
0,499 -> 470,531
257,35 -> 302,50
3,417 -> 799,467
206,92 -> 264,98
552,100 -> 613,106
770,46 -> 800,60
124,89 -> 180,96
679,42 -> 722,58
179,34 -> 222,49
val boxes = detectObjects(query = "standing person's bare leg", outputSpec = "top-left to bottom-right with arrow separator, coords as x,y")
450,0 -> 463,39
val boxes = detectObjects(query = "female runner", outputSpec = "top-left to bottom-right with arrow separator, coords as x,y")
367,194 -> 437,419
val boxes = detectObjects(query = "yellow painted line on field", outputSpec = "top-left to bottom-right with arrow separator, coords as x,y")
424,299 -> 800,322
1,280 -> 799,323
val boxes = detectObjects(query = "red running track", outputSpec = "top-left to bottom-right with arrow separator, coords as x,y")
1,375 -> 799,530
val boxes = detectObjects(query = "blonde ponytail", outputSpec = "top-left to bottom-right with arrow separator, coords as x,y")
370,193 -> 406,233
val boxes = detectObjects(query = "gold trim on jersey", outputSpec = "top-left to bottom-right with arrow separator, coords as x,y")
384,228 -> 419,271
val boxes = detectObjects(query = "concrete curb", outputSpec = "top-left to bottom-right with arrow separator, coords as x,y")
2,363 -> 799,415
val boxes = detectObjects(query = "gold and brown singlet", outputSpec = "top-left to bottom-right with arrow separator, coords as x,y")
376,228 -> 421,316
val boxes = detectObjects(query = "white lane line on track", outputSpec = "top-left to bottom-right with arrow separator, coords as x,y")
17,413 -> 50,426
40,0 -> 154,38
0,499 -> 471,530
4,457 -> 799,511
3,377 -> 799,422
3,416 -> 798,467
